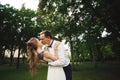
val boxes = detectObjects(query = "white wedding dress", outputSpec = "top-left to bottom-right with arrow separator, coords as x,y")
47,66 -> 66,80
43,56 -> 65,80
44,57 -> 65,80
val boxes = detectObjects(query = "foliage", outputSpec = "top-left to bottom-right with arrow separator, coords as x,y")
0,0 -> 120,68
0,3 -> 42,66
37,0 -> 120,63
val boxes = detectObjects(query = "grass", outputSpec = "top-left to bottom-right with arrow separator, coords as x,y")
73,62 -> 120,80
0,62 -> 120,80
0,64 -> 47,80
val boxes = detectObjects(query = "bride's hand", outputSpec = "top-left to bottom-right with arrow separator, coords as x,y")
54,41 -> 60,50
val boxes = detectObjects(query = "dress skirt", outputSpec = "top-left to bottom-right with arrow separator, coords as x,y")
47,66 -> 66,80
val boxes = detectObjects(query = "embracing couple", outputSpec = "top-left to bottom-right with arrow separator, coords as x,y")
27,30 -> 72,80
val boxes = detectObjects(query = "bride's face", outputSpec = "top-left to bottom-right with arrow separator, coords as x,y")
37,39 -> 43,48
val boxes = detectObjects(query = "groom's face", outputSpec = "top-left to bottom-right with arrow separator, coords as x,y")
40,34 -> 50,45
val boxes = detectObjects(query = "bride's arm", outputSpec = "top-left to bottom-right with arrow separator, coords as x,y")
37,41 -> 60,61
54,41 -> 60,59
43,41 -> 60,61
39,59 -> 48,64
43,50 -> 57,61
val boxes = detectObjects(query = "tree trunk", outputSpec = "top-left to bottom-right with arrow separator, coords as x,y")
70,40 -> 74,70
16,47 -> 20,69
10,50 -> 14,66
96,44 -> 104,62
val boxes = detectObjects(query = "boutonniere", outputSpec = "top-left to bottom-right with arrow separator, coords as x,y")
42,44 -> 49,50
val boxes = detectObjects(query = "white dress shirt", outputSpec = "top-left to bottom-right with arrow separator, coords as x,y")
48,40 -> 70,67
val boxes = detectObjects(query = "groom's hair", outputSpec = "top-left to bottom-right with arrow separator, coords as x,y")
40,30 -> 52,39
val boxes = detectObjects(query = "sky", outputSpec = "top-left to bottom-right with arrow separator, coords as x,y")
0,0 -> 39,10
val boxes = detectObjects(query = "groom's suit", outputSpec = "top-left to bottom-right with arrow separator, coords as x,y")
48,40 -> 72,80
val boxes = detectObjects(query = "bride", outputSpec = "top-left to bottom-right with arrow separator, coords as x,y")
26,37 -> 65,80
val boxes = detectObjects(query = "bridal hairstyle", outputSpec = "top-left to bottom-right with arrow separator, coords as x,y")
26,37 -> 39,76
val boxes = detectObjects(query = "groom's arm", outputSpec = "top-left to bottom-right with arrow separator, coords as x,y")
48,43 -> 66,67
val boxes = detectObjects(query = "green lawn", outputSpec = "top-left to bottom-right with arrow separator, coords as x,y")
73,62 -> 120,80
0,62 -> 120,80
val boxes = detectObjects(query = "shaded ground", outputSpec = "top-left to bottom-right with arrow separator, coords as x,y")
0,62 -> 120,80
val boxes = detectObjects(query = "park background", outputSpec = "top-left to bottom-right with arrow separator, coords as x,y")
0,0 -> 120,80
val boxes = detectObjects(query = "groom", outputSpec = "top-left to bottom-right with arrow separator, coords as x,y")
39,30 -> 72,80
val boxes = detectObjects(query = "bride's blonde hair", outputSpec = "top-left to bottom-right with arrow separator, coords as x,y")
26,37 -> 39,76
